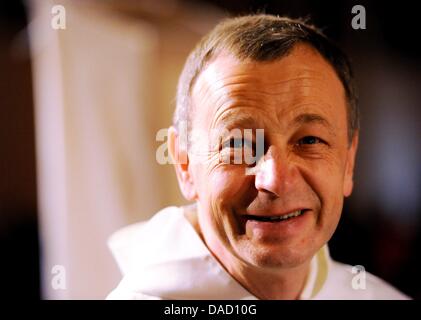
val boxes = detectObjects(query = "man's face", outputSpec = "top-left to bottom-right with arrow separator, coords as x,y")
185,43 -> 358,269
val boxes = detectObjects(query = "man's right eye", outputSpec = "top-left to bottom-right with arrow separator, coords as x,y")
219,137 -> 256,165
229,137 -> 243,149
223,137 -> 254,150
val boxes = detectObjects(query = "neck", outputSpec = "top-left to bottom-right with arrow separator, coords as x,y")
232,260 -> 310,300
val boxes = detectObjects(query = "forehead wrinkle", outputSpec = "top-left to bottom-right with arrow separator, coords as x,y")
268,78 -> 334,96
201,82 -> 343,138
206,79 -> 317,116
192,52 -> 347,136
194,75 -> 262,115
209,74 -> 326,98
217,111 -> 262,130
197,84 -> 270,131
193,58 -> 257,100
195,52 -> 340,99
210,105 -> 266,132
220,76 -> 339,107
196,57 -> 332,101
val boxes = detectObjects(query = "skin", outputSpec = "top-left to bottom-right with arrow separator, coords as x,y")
168,43 -> 358,299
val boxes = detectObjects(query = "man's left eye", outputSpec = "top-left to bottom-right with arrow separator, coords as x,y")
297,136 -> 324,145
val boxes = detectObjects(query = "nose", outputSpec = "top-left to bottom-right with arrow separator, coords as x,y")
254,146 -> 297,198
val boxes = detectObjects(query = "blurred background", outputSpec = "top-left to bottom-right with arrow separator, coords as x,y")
0,0 -> 419,299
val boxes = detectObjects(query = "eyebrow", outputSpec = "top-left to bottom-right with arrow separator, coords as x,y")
215,111 -> 336,136
291,113 -> 336,136
217,112 -> 260,130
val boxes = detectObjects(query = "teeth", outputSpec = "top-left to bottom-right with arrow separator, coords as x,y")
284,210 -> 302,219
252,210 -> 304,222
277,210 -> 302,220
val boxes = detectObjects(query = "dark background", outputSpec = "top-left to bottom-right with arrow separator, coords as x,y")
0,0 -> 419,299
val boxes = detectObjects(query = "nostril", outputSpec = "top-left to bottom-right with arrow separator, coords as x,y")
258,188 -> 280,200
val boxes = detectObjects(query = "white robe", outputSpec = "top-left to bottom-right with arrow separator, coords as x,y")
106,206 -> 410,300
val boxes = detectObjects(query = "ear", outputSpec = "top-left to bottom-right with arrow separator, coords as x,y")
343,131 -> 359,197
168,126 -> 197,201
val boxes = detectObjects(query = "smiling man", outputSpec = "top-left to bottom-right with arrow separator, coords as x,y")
107,14 -> 409,300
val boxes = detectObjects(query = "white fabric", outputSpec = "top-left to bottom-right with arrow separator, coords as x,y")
29,0 -> 162,299
107,206 -> 410,300
29,0 -> 225,299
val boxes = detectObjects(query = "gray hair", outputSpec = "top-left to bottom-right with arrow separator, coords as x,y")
174,14 -> 359,147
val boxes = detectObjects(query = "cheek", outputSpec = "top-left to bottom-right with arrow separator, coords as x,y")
197,166 -> 254,235
299,156 -> 347,218
208,166 -> 253,208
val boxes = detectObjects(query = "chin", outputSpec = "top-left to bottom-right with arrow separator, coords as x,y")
236,239 -> 319,269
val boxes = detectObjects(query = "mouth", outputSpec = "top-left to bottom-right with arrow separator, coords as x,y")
244,209 -> 308,222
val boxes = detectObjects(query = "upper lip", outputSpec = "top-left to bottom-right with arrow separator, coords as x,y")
243,208 -> 309,218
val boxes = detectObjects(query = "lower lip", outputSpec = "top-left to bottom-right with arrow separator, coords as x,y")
243,211 -> 312,239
